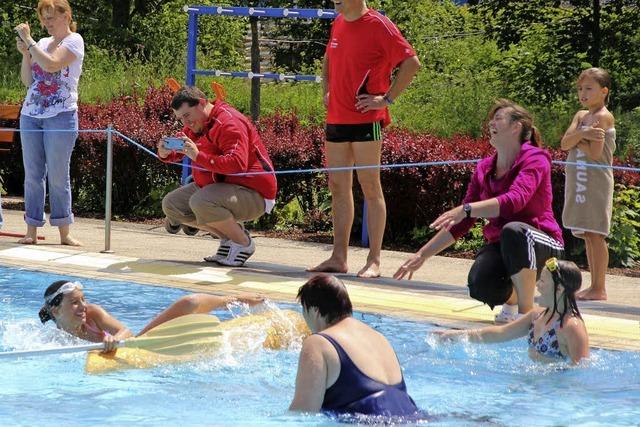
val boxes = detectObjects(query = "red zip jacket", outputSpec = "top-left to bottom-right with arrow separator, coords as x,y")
161,100 -> 277,200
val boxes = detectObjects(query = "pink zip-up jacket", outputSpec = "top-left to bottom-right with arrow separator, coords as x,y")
449,142 -> 563,245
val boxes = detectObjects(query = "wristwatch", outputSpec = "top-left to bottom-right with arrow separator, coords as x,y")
463,203 -> 472,219
383,94 -> 394,105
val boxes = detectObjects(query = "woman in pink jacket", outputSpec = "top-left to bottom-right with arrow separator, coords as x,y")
395,99 -> 564,323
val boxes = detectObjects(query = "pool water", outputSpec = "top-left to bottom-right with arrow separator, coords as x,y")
1,265 -> 639,426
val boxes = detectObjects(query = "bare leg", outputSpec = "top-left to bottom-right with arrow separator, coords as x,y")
18,224 -> 38,244
137,293 -> 265,336
511,268 -> 537,313
353,140 -> 384,278
578,232 -> 608,300
59,224 -> 82,246
308,141 -> 353,273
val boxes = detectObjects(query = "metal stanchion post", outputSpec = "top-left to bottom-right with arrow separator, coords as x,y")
101,124 -> 114,253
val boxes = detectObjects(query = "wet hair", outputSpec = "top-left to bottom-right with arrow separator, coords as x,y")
170,86 -> 207,110
38,280 -> 69,323
577,67 -> 611,105
488,99 -> 543,148
545,260 -> 583,327
297,274 -> 353,325
37,0 -> 77,32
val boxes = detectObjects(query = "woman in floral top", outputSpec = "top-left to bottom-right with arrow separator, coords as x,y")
14,0 -> 84,245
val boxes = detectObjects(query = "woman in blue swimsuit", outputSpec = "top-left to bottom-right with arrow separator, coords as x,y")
436,258 -> 589,364
289,274 -> 419,417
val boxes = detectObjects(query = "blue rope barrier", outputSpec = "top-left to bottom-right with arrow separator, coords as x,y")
5,126 -> 640,176
111,130 -> 159,158
109,129 -> 640,176
113,129 -> 481,175
229,159 -> 483,176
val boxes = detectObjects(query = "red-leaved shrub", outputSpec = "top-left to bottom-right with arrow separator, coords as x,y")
1,86 -> 638,249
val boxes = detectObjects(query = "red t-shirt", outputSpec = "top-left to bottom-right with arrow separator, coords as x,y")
161,100 -> 277,200
325,9 -> 416,126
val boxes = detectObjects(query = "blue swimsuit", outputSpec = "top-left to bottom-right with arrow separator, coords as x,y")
527,313 -> 565,359
318,333 -> 418,416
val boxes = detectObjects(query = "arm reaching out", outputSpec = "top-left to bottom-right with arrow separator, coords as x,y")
433,311 -> 535,344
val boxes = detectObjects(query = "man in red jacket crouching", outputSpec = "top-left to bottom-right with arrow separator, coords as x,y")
157,86 -> 277,267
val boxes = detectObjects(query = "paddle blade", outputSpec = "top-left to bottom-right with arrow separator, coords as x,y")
137,313 -> 221,339
85,314 -> 222,374
85,348 -> 175,374
84,311 -> 309,374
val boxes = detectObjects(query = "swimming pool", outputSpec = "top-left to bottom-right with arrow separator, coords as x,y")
1,265 -> 639,426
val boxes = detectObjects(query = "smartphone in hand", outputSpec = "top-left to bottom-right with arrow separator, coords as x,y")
162,137 -> 185,150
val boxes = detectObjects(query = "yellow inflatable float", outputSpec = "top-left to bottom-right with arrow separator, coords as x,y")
85,310 -> 309,374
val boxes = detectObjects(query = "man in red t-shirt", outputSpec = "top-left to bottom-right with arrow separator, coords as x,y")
308,0 -> 421,278
157,86 -> 277,267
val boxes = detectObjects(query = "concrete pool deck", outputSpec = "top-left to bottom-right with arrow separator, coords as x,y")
0,208 -> 638,351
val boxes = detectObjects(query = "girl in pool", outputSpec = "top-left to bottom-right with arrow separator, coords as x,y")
435,258 -> 589,364
38,280 -> 265,351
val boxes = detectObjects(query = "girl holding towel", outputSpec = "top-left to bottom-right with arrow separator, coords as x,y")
560,68 -> 616,301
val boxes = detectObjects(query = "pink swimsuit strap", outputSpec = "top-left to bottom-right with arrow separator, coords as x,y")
84,320 -> 110,338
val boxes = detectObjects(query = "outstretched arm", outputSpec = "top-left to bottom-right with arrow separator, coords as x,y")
435,311 -> 535,343
138,293 -> 265,336
394,228 -> 455,280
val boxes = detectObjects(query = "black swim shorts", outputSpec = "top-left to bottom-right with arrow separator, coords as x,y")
325,121 -> 384,143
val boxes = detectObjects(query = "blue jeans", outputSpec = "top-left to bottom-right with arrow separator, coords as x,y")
20,111 -> 78,227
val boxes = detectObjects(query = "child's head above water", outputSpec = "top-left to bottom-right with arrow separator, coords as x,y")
542,258 -> 582,326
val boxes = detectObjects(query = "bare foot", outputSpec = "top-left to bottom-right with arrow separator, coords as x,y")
61,236 -> 83,246
307,258 -> 348,274
357,261 -> 381,278
577,287 -> 607,301
18,236 -> 37,245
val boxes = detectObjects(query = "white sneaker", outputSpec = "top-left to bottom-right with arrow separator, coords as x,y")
215,236 -> 255,267
204,238 -> 231,263
494,304 -> 522,324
